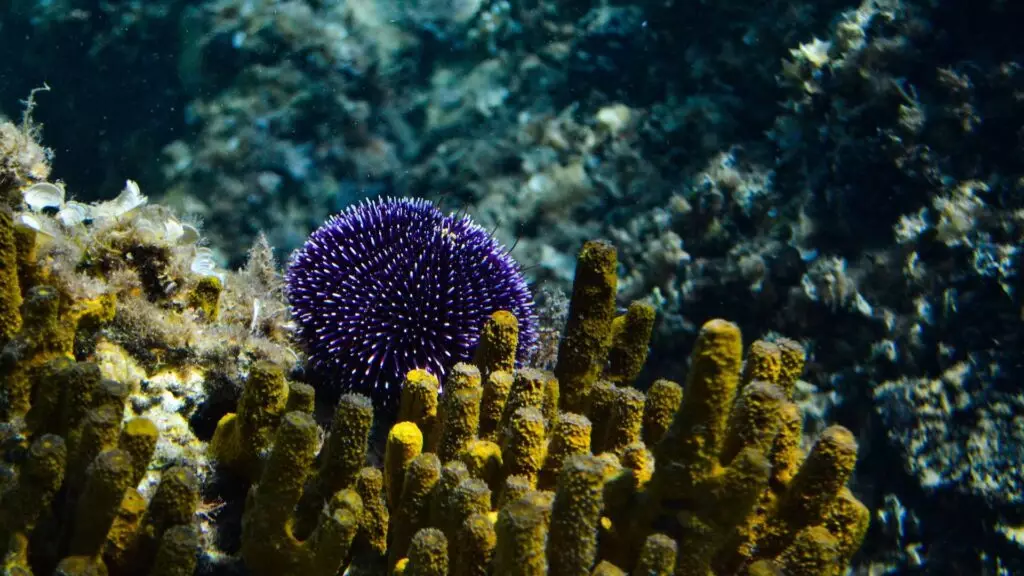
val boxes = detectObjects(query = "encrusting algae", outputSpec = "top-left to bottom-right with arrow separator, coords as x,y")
0,117 -> 868,576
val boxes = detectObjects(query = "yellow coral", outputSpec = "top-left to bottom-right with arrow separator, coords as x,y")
0,206 -> 22,342
479,370 -> 513,441
399,369 -> 440,443
555,240 -> 618,413
186,275 -> 222,321
604,301 -> 655,386
473,310 -> 519,378
210,361 -> 289,480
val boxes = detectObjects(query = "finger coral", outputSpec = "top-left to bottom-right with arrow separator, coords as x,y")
204,239 -> 868,576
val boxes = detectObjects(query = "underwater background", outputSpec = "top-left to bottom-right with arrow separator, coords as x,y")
0,0 -> 1022,574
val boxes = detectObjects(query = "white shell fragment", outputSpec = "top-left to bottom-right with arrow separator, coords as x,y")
163,218 -> 186,243
15,213 -> 55,237
190,247 -> 224,282
57,201 -> 91,227
93,179 -> 148,221
116,179 -> 148,214
162,217 -> 201,246
22,182 -> 65,212
178,223 -> 200,245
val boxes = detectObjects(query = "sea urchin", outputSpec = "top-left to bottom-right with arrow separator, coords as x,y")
286,197 -> 538,407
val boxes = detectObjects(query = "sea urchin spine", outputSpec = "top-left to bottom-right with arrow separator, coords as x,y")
286,197 -> 537,407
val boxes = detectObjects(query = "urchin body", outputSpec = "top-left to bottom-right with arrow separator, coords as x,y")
286,197 -> 537,407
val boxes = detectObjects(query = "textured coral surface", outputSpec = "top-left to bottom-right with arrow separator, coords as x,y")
0,146 -> 868,574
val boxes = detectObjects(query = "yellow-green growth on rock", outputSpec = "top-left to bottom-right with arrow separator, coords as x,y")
385,422 -> 424,510
774,337 -> 806,399
56,360 -> 103,441
478,370 -> 513,441
106,465 -> 200,575
433,362 -> 482,454
95,378 -> 130,414
653,319 -> 743,496
448,478 -> 491,545
389,453 -> 441,569
0,206 -> 22,342
632,533 -> 676,576
774,526 -> 840,576
604,301 -> 655,386
210,361 -> 289,480
769,401 -> 804,489
547,454 -> 605,576
538,412 -> 591,490
149,525 -> 199,576
321,394 -> 375,488
103,488 -> 148,575
641,379 -> 681,447
147,466 -> 200,535
823,487 -> 870,568
54,555 -> 108,576
23,357 -> 74,435
68,405 -> 123,493
618,442 -> 653,492
429,461 -> 470,542
446,362 -> 482,395
353,467 -> 389,560
459,439 -> 503,497
497,475 -> 533,511
0,434 -> 66,556
241,411 -> 356,576
12,222 -> 38,298
187,275 -> 222,321
399,369 -> 440,443
555,240 -> 618,414
437,386 -> 482,463
593,561 -> 622,573
494,495 -> 549,576
315,489 -> 363,576
602,386 -> 645,455
740,341 -> 781,388
592,561 -> 626,576
721,382 -> 786,465
756,426 -> 859,560
69,449 -> 137,558
473,310 -> 519,378
241,411 -> 319,573
584,380 -> 616,453
500,368 -> 548,431
499,407 -> 546,486
286,382 -> 316,414
404,528 -> 448,576
454,513 -> 495,576
678,448 -> 772,574
541,373 -> 560,432
744,560 -> 783,576
0,285 -> 68,419
118,417 -> 159,488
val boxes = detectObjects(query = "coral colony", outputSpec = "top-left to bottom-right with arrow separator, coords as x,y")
286,197 -> 538,406
0,121 -> 867,575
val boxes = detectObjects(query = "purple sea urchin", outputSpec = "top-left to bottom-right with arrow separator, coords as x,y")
286,197 -> 538,407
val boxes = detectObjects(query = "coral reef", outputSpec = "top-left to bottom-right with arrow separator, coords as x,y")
0,117 -> 296,574
203,240 -> 868,575
0,129 -> 868,576
8,0 -> 1019,567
